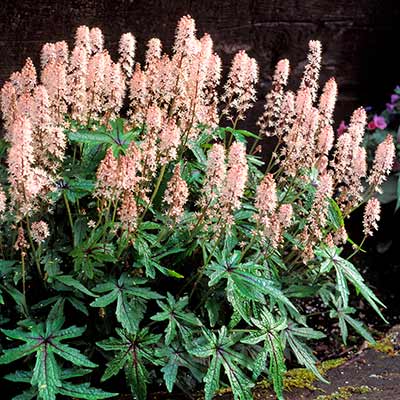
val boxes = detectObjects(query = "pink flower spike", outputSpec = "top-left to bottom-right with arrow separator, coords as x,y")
119,32 -> 136,78
90,27 -> 104,54
363,198 -> 380,236
164,164 -> 189,220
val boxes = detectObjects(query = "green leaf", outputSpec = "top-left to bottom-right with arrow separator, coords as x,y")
126,356 -> 148,400
396,173 -> 400,212
101,351 -> 127,382
55,275 -> 96,297
336,257 -> 387,321
51,343 -> 97,368
58,382 -> 118,399
204,354 -> 222,400
116,293 -> 140,333
0,342 -> 40,364
327,198 -> 344,229
286,331 -> 328,383
343,314 -> 375,344
90,289 -> 118,307
67,131 -> 115,145
161,359 -> 179,393
335,266 -> 349,308
31,349 -> 61,400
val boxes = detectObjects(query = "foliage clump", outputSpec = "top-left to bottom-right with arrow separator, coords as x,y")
0,15 -> 395,400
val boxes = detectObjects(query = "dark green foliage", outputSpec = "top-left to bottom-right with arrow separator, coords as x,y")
0,119 -> 385,400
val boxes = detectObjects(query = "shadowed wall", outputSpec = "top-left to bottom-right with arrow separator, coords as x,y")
0,0 -> 399,128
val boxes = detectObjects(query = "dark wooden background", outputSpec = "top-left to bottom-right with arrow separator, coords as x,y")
1,0 -> 399,128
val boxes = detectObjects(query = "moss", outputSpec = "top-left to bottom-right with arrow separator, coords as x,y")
198,357 -> 348,399
283,367 -> 321,391
318,358 -> 347,374
315,385 -> 371,400
370,336 -> 396,356
258,357 -> 347,393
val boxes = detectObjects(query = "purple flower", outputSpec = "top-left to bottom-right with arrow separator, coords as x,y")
337,120 -> 348,136
386,102 -> 395,112
391,94 -> 400,104
368,115 -> 387,130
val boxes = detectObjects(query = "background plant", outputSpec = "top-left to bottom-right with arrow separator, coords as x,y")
0,16 -> 395,400
359,86 -> 400,210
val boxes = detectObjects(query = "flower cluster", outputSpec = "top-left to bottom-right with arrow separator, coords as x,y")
0,16 -> 395,400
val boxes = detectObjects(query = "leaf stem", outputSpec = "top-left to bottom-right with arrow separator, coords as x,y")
63,191 -> 74,238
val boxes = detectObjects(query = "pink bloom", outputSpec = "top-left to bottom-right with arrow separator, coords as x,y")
258,59 -> 290,136
363,198 -> 380,236
31,221 -> 50,243
90,27 -> 104,54
95,148 -> 119,199
145,38 -> 162,69
337,120 -> 348,136
128,64 -> 148,124
317,125 -> 334,155
318,77 -> 337,128
106,62 -> 125,116
117,142 -> 141,191
278,204 -> 293,228
164,164 -> 189,220
20,58 -> 37,94
368,134 -> 395,192
368,115 -> 387,130
0,185 -> 6,216
118,32 -> 136,78
220,142 -> 248,223
7,115 -> 50,216
254,173 -> 277,226
347,107 -> 367,146
300,40 -> 322,102
14,227 -> 28,254
0,81 -> 17,131
68,45 -> 88,122
202,143 -> 226,204
222,50 -> 259,120
159,118 -> 181,164
118,191 -> 138,232
75,25 -> 91,54
173,15 -> 197,55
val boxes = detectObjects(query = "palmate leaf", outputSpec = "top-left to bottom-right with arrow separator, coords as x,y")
334,255 -> 386,321
190,327 -> 254,400
207,251 -> 300,321
151,293 -> 202,345
241,309 -> 287,400
284,325 -> 328,383
97,328 -> 161,400
91,273 -> 162,332
330,304 -> 376,345
157,343 -> 204,392
0,302 -> 108,400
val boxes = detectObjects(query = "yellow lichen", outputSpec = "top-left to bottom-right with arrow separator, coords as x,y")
315,385 -> 371,400
370,336 -> 396,356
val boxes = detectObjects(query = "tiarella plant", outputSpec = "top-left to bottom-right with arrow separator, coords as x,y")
0,16 -> 396,400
